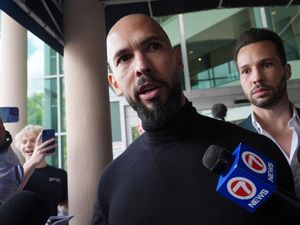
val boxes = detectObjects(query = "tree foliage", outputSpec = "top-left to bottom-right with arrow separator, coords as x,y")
27,92 -> 44,125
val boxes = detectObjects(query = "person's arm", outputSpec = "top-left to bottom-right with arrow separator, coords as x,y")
17,157 -> 38,191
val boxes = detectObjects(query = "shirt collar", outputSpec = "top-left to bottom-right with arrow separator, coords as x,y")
251,111 -> 262,134
288,106 -> 300,130
251,104 -> 300,133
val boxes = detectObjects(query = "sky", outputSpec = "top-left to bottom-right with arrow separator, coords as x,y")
0,11 -> 44,96
27,31 -> 45,96
27,31 -> 44,79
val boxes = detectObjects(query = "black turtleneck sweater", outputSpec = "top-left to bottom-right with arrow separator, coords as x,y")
92,101 -> 299,225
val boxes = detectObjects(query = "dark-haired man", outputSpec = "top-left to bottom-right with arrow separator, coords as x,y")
234,27 -> 300,197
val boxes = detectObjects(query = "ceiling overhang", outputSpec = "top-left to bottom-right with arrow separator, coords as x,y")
103,0 -> 300,32
0,0 -> 63,55
1,0 -> 300,55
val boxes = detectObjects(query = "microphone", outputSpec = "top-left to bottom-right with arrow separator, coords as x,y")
0,191 -> 51,225
202,143 -> 300,212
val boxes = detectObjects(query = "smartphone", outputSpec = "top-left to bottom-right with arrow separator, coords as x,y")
0,107 -> 19,123
42,129 -> 56,153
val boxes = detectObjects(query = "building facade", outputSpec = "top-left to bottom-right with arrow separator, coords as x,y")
1,5 -> 300,167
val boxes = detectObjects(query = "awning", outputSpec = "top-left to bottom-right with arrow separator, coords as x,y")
0,0 -> 63,55
1,0 -> 299,56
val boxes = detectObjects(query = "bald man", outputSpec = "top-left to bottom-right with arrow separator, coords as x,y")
91,14 -> 299,225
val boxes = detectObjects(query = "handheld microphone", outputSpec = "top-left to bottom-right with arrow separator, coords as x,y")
202,143 -> 300,212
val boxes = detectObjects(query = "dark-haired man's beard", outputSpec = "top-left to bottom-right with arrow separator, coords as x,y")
126,79 -> 182,131
249,76 -> 287,109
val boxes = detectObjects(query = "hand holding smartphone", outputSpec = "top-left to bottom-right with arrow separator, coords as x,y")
0,107 -> 19,123
42,129 -> 56,153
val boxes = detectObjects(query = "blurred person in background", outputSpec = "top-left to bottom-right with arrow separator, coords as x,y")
14,125 -> 68,216
211,103 -> 227,121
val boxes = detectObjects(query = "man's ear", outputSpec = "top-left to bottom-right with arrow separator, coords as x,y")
174,47 -> 183,70
284,64 -> 292,80
108,73 -> 122,96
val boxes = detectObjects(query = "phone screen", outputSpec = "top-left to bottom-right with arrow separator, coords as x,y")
42,129 -> 56,153
0,107 -> 19,123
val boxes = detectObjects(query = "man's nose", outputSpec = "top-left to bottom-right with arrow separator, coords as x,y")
25,141 -> 33,147
252,67 -> 264,84
134,53 -> 151,77
24,142 -> 29,148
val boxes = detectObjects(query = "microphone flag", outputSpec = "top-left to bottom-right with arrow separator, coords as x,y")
216,143 -> 276,212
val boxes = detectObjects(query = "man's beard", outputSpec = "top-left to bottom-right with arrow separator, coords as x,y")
249,76 -> 287,109
126,76 -> 183,130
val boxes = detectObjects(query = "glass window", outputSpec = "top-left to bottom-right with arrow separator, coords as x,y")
59,54 -> 64,74
44,47 -> 58,76
155,6 -> 300,91
50,49 -> 57,75
110,101 -> 121,142
28,40 -> 66,169
42,78 -> 58,130
28,79 -> 44,126
156,15 -> 181,47
183,8 -> 256,90
60,77 -> 66,132
46,135 -> 59,167
265,5 -> 300,80
61,135 -> 67,170
156,16 -> 185,90
27,78 -> 58,132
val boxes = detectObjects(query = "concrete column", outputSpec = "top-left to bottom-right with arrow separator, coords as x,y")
64,1 -> 113,224
0,12 -> 27,160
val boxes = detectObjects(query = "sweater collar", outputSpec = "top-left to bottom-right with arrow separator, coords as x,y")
143,101 -> 198,144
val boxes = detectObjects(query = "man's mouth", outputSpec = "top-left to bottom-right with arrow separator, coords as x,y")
25,149 -> 33,156
252,87 -> 270,98
138,83 -> 162,100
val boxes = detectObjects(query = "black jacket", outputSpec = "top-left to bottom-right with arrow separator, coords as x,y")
239,107 -> 300,133
92,101 -> 298,225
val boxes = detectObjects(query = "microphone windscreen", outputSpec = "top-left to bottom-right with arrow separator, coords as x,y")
202,145 -> 234,176
0,191 -> 50,225
202,145 -> 224,171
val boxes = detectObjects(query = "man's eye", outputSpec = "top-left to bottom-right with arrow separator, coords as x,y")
117,55 -> 131,64
241,69 -> 250,75
263,62 -> 272,68
148,42 -> 161,51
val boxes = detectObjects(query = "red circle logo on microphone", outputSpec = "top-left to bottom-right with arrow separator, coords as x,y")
227,177 -> 257,200
242,151 -> 267,174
